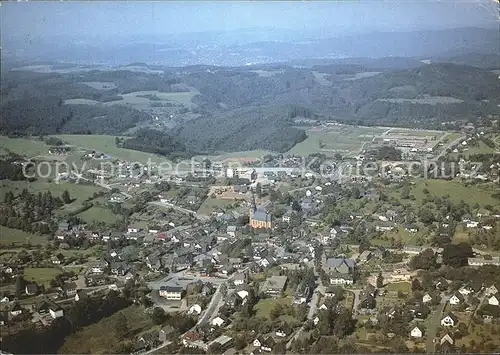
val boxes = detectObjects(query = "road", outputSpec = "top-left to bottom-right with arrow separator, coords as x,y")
71,172 -> 132,199
351,289 -> 362,316
426,297 -> 448,353
436,134 -> 466,159
196,284 -> 223,326
286,264 -> 324,350
148,201 -> 209,221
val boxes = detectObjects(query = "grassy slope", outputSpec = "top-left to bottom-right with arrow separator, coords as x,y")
54,134 -> 171,164
24,267 -> 62,287
0,136 -> 51,157
58,305 -> 154,354
0,225 -> 48,246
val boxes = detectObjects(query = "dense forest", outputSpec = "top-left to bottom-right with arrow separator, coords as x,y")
119,129 -> 190,158
175,105 -> 308,153
1,58 -> 499,152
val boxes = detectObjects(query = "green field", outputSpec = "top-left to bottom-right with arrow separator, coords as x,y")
378,96 -> 464,105
197,198 -> 235,215
254,296 -> 292,319
24,267 -> 62,287
77,206 -> 122,224
210,149 -> 271,162
0,136 -> 51,157
288,125 -> 386,157
81,81 -> 117,90
54,134 -> 172,164
386,282 -> 411,293
58,305 -> 154,354
64,88 -> 199,109
412,179 -> 498,206
0,180 -> 104,208
0,226 -> 48,246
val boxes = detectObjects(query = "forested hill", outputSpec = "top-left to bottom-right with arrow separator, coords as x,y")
175,106 -> 308,153
1,57 -> 499,153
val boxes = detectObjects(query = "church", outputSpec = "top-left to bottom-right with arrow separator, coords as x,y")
249,194 -> 273,229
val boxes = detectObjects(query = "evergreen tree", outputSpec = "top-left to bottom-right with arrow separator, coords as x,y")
62,190 -> 71,204
376,272 -> 384,288
113,312 -> 129,339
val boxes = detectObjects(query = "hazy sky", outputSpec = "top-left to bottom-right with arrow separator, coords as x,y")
2,1 -> 498,41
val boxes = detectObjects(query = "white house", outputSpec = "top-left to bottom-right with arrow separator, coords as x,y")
127,226 -> 140,233
233,273 -> 246,286
49,304 -> 64,319
211,316 -> 226,327
253,338 -> 263,348
313,316 -> 320,325
319,303 -> 328,310
449,294 -> 463,305
440,333 -> 454,345
188,304 -> 202,315
275,330 -> 287,338
441,313 -> 458,327
487,294 -> 499,306
237,290 -> 249,301
466,221 -> 478,228
410,326 -> 423,338
458,287 -> 472,296
422,293 -> 433,304
0,296 -> 10,303
485,285 -> 498,296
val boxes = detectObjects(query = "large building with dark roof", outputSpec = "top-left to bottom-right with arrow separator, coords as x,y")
249,194 -> 273,229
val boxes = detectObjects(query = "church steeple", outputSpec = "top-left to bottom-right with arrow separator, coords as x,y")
251,191 -> 257,212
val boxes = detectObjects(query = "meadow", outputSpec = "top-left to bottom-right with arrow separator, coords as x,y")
197,198 -> 235,215
24,267 -> 62,287
288,125 -> 386,157
58,305 -> 154,354
0,180 -> 104,205
0,136 -> 51,157
54,134 -> 172,164
0,226 -> 48,246
64,87 -> 199,109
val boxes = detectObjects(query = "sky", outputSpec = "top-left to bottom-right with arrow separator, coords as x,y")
2,0 -> 498,41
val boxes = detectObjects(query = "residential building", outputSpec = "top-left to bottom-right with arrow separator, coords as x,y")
422,293 -> 433,303
324,257 -> 355,285
293,282 -> 311,304
158,325 -> 176,343
261,275 -> 288,296
440,333 -> 454,345
62,282 -> 77,297
233,272 -> 247,286
25,282 -> 38,296
410,326 -> 423,338
449,293 -> 464,306
209,335 -> 233,351
487,294 -> 499,306
211,315 -> 227,327
188,304 -> 202,315
441,313 -> 458,327
485,284 -> 499,296
159,285 -> 183,300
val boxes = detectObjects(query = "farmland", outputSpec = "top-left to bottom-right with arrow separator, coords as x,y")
0,180 -> 104,207
0,226 -> 48,246
64,88 -> 200,109
411,179 -> 499,206
58,305 -> 154,354
197,198 -> 236,215
0,135 -> 51,157
287,125 -> 387,157
54,134 -> 172,164
24,267 -> 62,287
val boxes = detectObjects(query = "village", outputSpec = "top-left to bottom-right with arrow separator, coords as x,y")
1,122 -> 500,354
